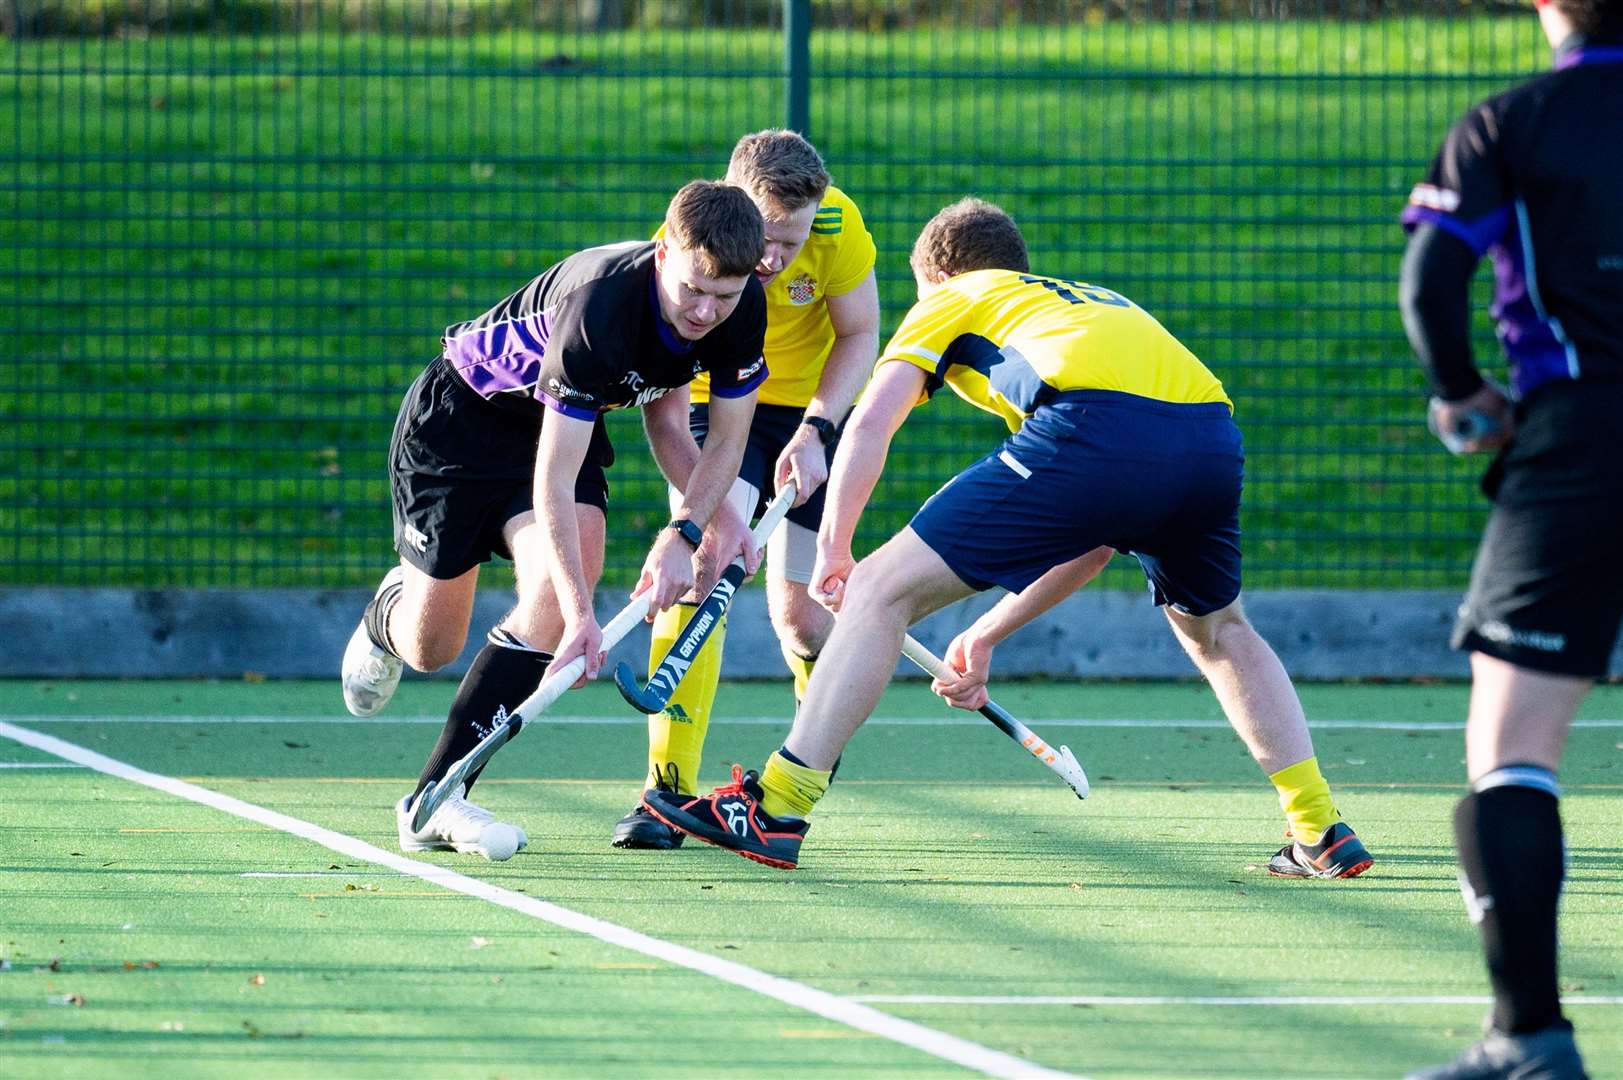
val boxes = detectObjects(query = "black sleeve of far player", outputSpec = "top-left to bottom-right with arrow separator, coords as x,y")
1400,223 -> 1485,402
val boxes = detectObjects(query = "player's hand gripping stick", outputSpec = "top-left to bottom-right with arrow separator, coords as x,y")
900,635 -> 1090,799
613,482 -> 798,714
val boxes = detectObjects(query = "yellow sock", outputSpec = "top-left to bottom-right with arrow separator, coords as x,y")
783,647 -> 817,706
644,602 -> 725,796
1269,757 -> 1340,846
759,750 -> 832,819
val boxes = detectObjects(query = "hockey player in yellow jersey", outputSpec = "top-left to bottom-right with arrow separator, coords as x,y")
613,131 -> 880,848
644,198 -> 1374,879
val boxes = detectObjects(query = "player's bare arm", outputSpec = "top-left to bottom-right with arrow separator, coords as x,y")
637,386 -> 759,614
774,271 -> 881,506
679,387 -> 760,575
933,546 -> 1116,711
810,360 -> 928,612
535,409 -> 602,685
643,385 -> 755,596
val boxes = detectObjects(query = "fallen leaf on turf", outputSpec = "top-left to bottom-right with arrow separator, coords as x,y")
242,1020 -> 261,1038
249,974 -> 266,986
160,1021 -> 184,1032
242,672 -> 266,683
470,937 -> 491,949
46,957 -> 61,971
283,742 -> 309,750
1068,882 -> 1084,890
143,960 -> 158,969
47,994 -> 85,1006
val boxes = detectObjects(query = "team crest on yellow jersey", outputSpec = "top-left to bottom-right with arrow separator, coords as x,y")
784,272 -> 818,306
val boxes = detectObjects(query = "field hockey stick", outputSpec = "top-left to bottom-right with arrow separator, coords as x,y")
900,634 -> 1090,799
613,481 -> 798,714
409,590 -> 653,831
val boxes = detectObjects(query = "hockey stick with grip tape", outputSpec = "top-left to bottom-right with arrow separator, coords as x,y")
409,590 -> 653,832
613,481 -> 798,715
901,634 -> 1090,799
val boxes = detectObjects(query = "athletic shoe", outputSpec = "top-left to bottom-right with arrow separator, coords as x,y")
1267,821 -> 1374,879
611,762 -> 686,849
641,764 -> 808,869
341,566 -> 405,717
1404,1022 -> 1589,1080
396,784 -> 528,861
611,802 -> 685,850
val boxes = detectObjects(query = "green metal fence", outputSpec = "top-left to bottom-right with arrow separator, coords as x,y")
2,2 -> 1542,592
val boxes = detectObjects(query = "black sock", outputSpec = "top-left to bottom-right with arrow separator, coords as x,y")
363,573 -> 405,659
412,633 -> 551,800
1453,767 -> 1566,1034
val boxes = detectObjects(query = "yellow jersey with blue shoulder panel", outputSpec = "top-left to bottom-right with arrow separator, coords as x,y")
658,185 -> 876,408
879,268 -> 1230,432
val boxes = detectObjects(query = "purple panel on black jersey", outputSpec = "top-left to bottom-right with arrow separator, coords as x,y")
1401,204 -> 1510,257
1489,226 -> 1572,398
443,311 -> 552,400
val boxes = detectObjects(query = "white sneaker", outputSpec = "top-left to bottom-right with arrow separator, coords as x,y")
341,567 -> 405,717
396,784 -> 528,861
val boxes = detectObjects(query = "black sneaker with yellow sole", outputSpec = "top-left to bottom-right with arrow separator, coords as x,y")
642,764 -> 808,869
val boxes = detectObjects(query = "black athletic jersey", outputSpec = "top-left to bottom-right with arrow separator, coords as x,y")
1402,36 -> 1623,398
441,241 -> 768,421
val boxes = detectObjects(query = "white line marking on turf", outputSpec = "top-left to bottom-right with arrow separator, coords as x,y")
239,872 -> 379,878
0,720 -> 1080,1080
849,994 -> 1623,1007
12,713 -> 1623,730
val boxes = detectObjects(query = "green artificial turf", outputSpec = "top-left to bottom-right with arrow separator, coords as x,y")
3,679 -> 1620,1078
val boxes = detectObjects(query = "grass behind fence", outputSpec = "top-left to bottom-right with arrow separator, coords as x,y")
1,19 -> 1545,589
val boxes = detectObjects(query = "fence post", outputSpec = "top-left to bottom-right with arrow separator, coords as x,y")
784,0 -> 811,136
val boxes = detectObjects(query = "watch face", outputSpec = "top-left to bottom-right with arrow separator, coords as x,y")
672,519 -> 703,548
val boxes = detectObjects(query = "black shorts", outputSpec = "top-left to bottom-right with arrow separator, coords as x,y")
688,402 -> 835,531
1454,380 -> 1623,678
388,355 -> 613,580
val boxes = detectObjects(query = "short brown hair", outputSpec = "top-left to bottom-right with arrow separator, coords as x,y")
663,180 -> 766,279
726,130 -> 831,215
1553,0 -> 1623,36
910,198 -> 1030,279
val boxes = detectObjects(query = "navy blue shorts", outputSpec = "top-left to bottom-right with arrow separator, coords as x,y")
689,402 -> 835,531
909,390 -> 1244,616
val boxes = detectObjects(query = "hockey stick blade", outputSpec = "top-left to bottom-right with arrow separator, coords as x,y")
900,634 -> 1090,799
410,590 -> 653,832
614,482 -> 798,715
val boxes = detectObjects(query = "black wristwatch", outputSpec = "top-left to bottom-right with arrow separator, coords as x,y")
667,518 -> 704,550
801,415 -> 839,447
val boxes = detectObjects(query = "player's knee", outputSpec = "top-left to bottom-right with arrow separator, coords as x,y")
400,627 -> 467,673
1169,599 -> 1251,657
772,588 -> 832,655
843,559 -> 915,621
